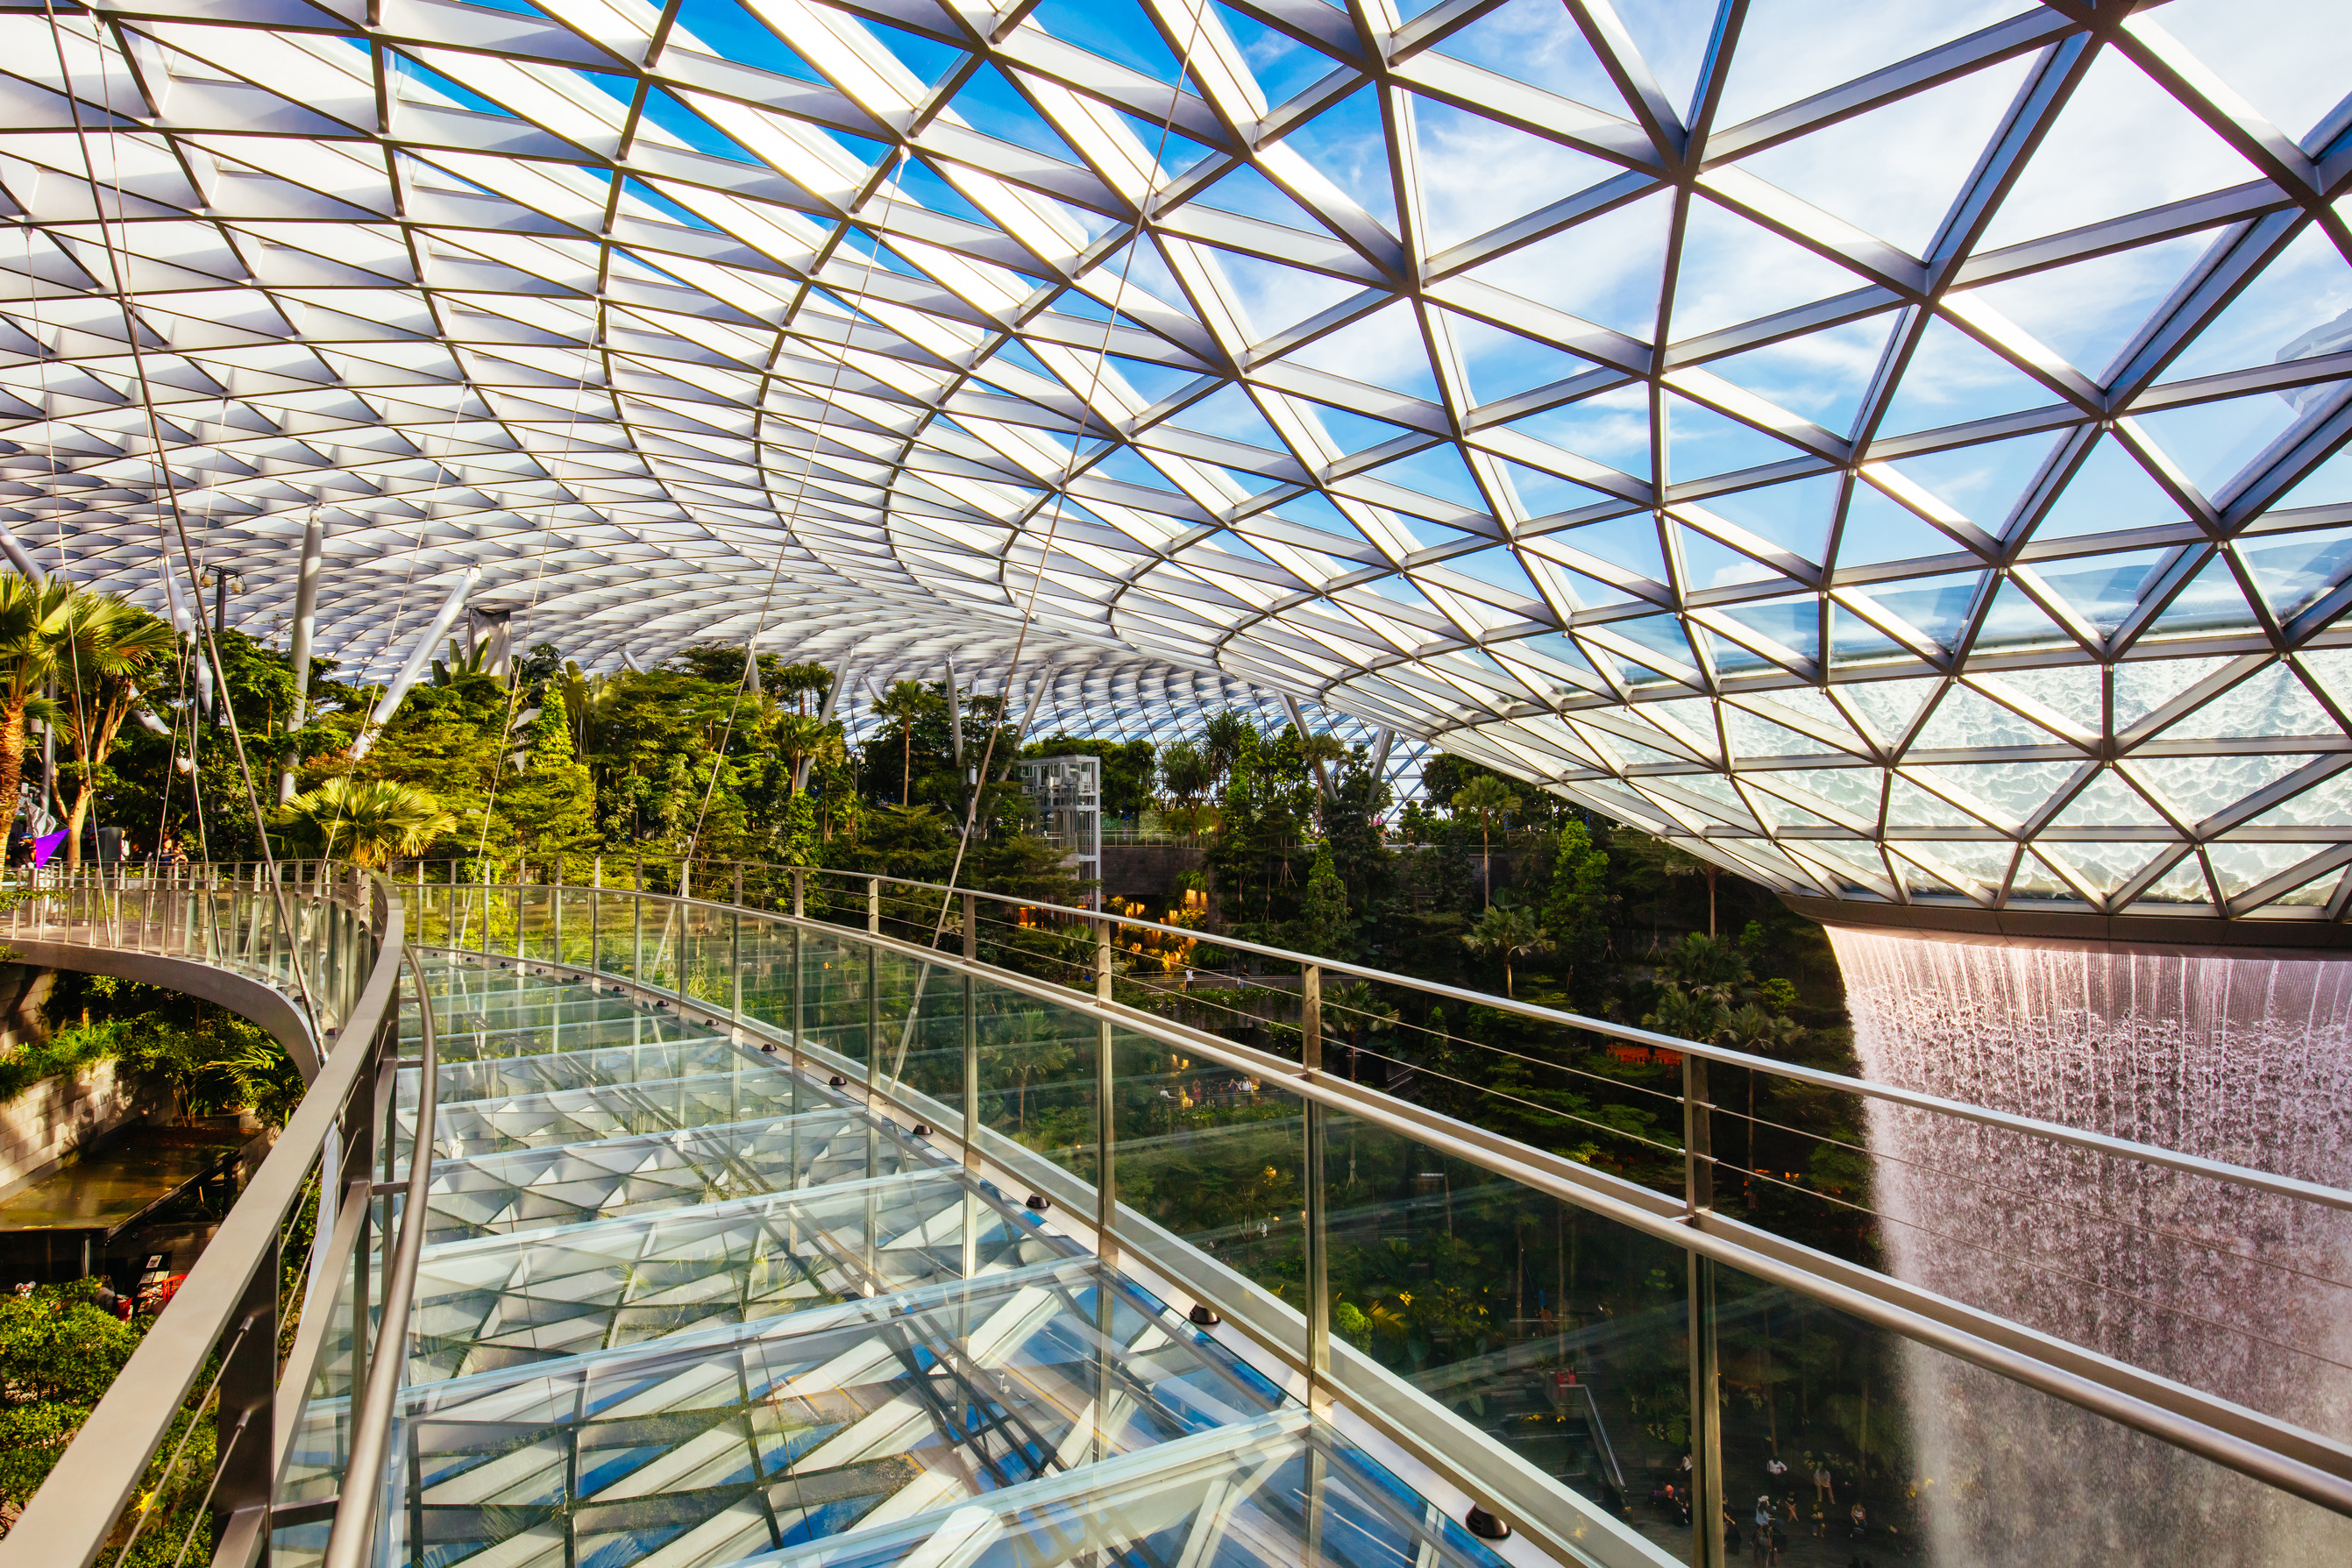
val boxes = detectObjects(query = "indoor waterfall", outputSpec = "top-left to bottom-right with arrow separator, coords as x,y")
1827,927 -> 2352,1565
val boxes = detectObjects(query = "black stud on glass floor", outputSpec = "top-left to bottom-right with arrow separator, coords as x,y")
1026,1194 -> 1050,1212
1188,1303 -> 1221,1327
1465,1507 -> 1510,1542
828,1075 -> 847,1088
910,1124 -> 932,1137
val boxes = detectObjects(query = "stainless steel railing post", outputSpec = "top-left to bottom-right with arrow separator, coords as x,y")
1302,961 -> 1328,1388
1683,1049 -> 1723,1568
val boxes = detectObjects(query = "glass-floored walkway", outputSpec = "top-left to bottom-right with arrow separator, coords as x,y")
281,952 -> 1508,1568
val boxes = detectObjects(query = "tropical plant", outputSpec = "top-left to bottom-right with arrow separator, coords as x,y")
1452,773 -> 1520,905
52,592 -> 176,867
772,712 -> 845,795
1463,901 -> 1552,997
870,679 -> 938,806
1297,729 -> 1347,830
277,777 -> 455,866
0,572 -> 73,847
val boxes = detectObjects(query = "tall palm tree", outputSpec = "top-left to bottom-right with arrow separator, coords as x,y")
278,777 -> 456,867
53,593 -> 176,867
871,679 -> 935,805
0,573 -> 74,849
1452,773 -> 1520,905
1297,729 -> 1348,829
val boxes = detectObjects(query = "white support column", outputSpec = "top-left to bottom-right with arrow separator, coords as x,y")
793,648 -> 856,791
351,567 -> 480,759
0,522 -> 44,584
279,511 -> 325,803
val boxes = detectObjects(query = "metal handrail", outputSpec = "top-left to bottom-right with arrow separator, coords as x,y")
407,877 -> 2352,1525
451,857 -> 2352,1218
0,864 -> 412,1568
319,954 -> 437,1568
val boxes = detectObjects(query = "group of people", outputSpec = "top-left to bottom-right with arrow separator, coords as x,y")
1655,1454 -> 1889,1561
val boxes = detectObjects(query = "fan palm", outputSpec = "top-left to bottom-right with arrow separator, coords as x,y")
53,593 -> 176,866
279,777 -> 456,867
772,712 -> 845,795
1462,902 -> 1552,998
0,572 -> 74,848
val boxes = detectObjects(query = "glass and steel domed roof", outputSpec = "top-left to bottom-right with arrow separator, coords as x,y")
4,0 -> 2350,920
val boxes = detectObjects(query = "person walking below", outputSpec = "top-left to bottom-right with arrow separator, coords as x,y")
1814,1463 -> 1833,1504
1753,1497 -> 1773,1563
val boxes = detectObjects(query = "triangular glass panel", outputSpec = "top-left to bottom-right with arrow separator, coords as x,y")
2132,393 -> 2305,504
1957,233 -> 2210,382
1287,302 -> 1442,401
1701,475 -> 1837,566
2114,655 -> 2231,731
2158,660 -> 2340,741
1431,0 -> 1640,109
1209,1 -> 1338,103
1876,316 -> 2068,440
1975,48 -> 2264,252
1193,161 -> 1334,232
863,22 -> 967,87
1440,546 -> 1543,603
2296,648 -> 2352,715
1743,784 -> 1840,830
1504,460 -> 1625,520
1974,578 -> 2078,655
1912,683 -> 2060,752
1446,310 -> 1600,407
2136,551 -> 2263,642
2260,865 -> 2345,909
1837,480 -> 1970,569
2029,548 -> 2170,637
1527,514 -> 1669,581
2240,527 -> 2352,628
1604,613 -> 1702,673
671,0 -> 824,81
1832,601 -> 1912,662
1855,570 -> 1985,653
1672,194 -> 1886,341
1834,675 -> 1941,748
2124,753 -> 2316,824
1504,387 -> 1654,472
1312,406 -> 1418,456
1213,249 -> 1372,342
1605,0 -> 1719,117
2028,434 -> 2188,543
1368,443 -> 1488,512
1464,188 -> 1673,341
1266,84 -> 1399,231
1673,521 -> 1785,592
1883,773 -> 1983,828
1162,383 -> 1292,451
1413,94 -> 1621,252
2158,223 -> 2352,385
2157,0 -> 2352,137
2133,850 -> 2213,905
1983,665 -> 2104,736
1752,768 -> 1884,825
2039,841 -> 2178,901
2241,767 -> 2352,829
1881,432 -> 2062,539
1720,703 -> 1837,762
1715,597 -> 1821,663
1905,838 -> 2015,890
1885,848 -> 1966,899
1909,760 -> 2081,826
1727,46 -> 2036,256
2006,849 -> 2084,902
1703,316 -> 1891,442
949,65 -> 1091,164
1034,0 -> 1185,78
2046,766 -> 2169,828
1666,390 -> 1814,479
2204,841 -> 2323,901
1790,839 -> 1894,895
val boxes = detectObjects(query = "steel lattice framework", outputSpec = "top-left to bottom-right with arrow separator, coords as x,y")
2,0 -> 2351,919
